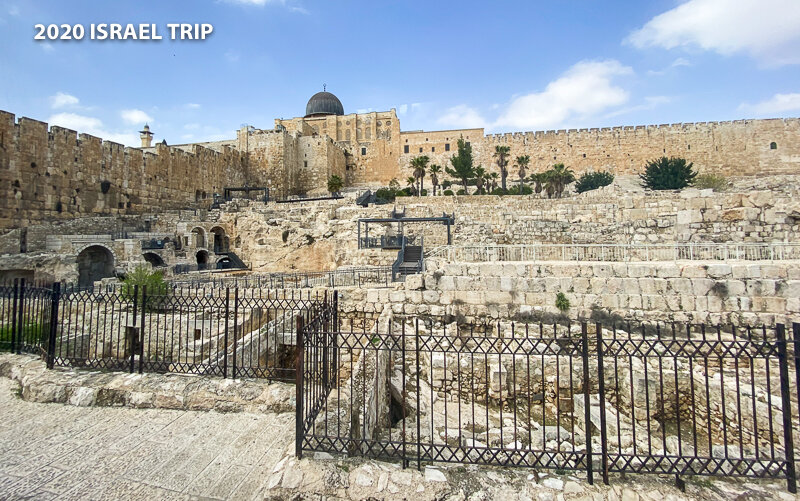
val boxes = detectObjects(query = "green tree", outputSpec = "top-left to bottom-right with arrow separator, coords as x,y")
410,155 -> 429,196
493,145 -> 512,191
575,170 -> 614,193
529,172 -> 544,195
121,266 -> 171,310
429,164 -> 442,195
473,166 -> 487,194
515,155 -> 530,191
406,176 -> 418,196
327,174 -> 344,195
488,172 -> 500,192
445,137 -> 476,194
640,157 -> 697,190
543,163 -> 576,198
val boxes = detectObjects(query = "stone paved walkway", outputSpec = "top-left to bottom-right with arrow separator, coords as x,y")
0,378 -> 294,500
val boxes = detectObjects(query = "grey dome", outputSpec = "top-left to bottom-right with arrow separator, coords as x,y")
305,91 -> 344,118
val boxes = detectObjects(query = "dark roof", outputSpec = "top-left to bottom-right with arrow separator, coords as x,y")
305,91 -> 344,118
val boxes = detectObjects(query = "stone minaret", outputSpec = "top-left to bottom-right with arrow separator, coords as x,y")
139,124 -> 153,148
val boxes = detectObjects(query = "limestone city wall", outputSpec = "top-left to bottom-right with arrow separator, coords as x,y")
0,111 -> 247,230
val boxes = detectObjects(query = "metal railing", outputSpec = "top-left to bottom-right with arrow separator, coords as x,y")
0,280 -> 334,381
360,234 -> 414,250
297,316 -> 800,492
170,267 -> 393,289
427,243 -> 800,263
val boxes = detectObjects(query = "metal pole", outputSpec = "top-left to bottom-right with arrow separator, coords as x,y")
581,322 -> 594,485
139,286 -> 147,374
223,288 -> 230,378
777,324 -> 797,493
232,288 -> 239,378
46,283 -> 61,369
15,279 -> 25,354
130,285 -> 138,374
595,322 -> 609,485
295,314 -> 305,459
10,279 -> 18,354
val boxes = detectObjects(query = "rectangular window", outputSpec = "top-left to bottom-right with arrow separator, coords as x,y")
361,147 -> 367,155
304,161 -> 308,167
419,148 -> 423,153
404,145 -> 409,154
431,147 -> 435,153
445,143 -> 450,152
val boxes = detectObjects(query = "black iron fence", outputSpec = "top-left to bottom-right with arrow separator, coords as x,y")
297,317 -> 800,492
170,267 -> 393,289
0,280 -> 334,381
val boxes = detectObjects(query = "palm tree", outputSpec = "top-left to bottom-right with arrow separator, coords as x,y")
529,173 -> 544,195
515,155 -> 530,191
406,176 -> 417,196
429,164 -> 442,195
493,145 -> 511,192
473,166 -> 487,194
327,175 -> 343,195
544,163 -> 576,198
489,172 -> 500,192
410,155 -> 429,196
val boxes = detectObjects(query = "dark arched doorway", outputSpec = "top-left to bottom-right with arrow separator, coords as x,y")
143,252 -> 166,268
77,245 -> 115,288
210,226 -> 228,253
196,250 -> 209,271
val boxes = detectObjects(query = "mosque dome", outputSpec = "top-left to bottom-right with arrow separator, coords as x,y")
305,91 -> 344,118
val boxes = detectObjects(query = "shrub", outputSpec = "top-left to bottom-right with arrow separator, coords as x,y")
121,266 -> 171,310
443,189 -> 454,196
282,229 -> 290,242
326,174 -> 344,195
420,189 -> 428,196
506,185 -> 533,195
456,189 -> 466,195
555,292 -> 570,312
575,170 -> 614,193
375,187 -> 397,202
640,157 -> 697,190
693,173 -> 728,191
441,180 -> 452,189
490,188 -> 507,196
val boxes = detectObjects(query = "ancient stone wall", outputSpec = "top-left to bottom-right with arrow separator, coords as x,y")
477,118 -> 800,178
0,111 -> 247,230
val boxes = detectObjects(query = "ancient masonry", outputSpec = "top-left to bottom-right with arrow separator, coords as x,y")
1,90 -> 799,229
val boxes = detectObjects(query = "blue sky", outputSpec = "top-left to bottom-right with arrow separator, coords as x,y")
1,0 -> 799,146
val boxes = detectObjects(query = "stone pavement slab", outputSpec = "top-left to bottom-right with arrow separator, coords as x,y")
0,378 -> 293,500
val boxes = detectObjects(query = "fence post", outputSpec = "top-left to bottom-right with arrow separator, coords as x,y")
17,279 -> 28,354
223,288 -> 230,378
794,323 -> 800,428
10,279 -> 19,354
332,291 -> 339,388
138,286 -> 147,374
777,324 -> 797,493
46,283 -> 61,369
130,285 -> 139,374
581,322 -> 594,485
595,322 -> 609,485
295,314 -> 305,459
232,288 -> 239,378
322,291 -> 329,391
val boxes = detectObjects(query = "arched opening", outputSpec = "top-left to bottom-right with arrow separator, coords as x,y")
143,252 -> 166,268
770,142 -> 778,150
210,226 -> 228,253
216,257 -> 233,270
196,250 -> 209,271
191,227 -> 206,248
77,245 -> 115,288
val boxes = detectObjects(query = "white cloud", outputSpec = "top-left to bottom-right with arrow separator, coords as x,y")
627,0 -> 800,66
40,42 -> 54,52
185,103 -> 201,109
739,92 -> 800,115
493,60 -> 633,130
437,105 -> 486,129
49,92 -> 79,109
224,50 -> 240,62
604,96 -> 673,119
397,104 -> 408,115
224,0 -> 308,12
47,112 -> 139,146
120,109 -> 153,125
